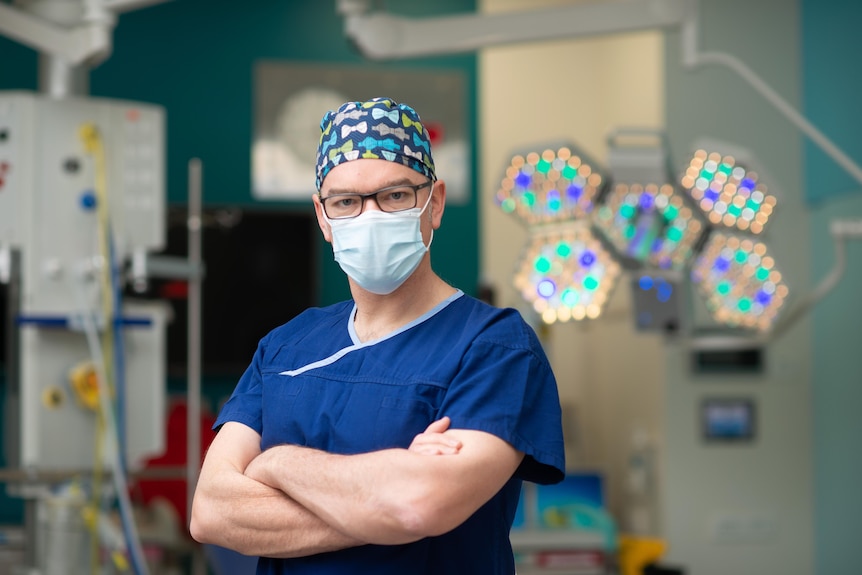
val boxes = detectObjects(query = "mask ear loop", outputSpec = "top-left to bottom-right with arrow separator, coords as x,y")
423,181 -> 436,222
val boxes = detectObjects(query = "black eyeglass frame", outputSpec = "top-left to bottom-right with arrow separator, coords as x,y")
319,180 -> 434,220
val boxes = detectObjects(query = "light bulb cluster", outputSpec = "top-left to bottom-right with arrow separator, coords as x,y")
593,183 -> 705,271
496,139 -> 788,331
495,146 -> 604,226
680,149 -> 776,235
513,224 -> 621,324
690,233 -> 789,331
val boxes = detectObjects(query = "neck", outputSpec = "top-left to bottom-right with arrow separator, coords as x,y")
350,262 -> 456,342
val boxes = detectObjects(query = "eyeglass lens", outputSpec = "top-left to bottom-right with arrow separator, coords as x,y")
323,184 -> 426,219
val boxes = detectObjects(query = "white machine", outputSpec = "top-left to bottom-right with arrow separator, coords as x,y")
0,1 -> 201,573
0,92 -> 167,472
0,91 -> 171,575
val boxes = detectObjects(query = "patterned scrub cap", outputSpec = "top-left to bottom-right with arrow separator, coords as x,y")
315,96 -> 436,189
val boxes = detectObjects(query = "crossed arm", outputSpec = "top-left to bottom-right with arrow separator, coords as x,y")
190,418 -> 524,557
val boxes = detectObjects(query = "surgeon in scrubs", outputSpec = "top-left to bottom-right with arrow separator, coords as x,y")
190,97 -> 565,574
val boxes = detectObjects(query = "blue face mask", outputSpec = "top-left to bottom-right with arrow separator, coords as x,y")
325,190 -> 434,295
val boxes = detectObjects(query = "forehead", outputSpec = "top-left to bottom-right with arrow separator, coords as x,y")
320,159 -> 423,194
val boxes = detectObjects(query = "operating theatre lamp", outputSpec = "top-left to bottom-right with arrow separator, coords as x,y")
593,130 -> 707,272
496,144 -> 622,323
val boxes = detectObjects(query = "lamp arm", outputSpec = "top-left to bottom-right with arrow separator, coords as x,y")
0,3 -> 111,65
342,0 -> 687,60
681,53 -> 862,190
679,0 -> 862,188
768,219 -> 862,340
0,0 -> 170,66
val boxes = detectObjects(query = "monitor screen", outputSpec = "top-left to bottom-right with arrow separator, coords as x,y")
701,397 -> 756,442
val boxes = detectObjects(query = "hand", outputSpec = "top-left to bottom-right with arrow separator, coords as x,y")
244,449 -> 272,485
408,416 -> 463,455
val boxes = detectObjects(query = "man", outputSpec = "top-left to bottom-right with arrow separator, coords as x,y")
190,97 -> 565,574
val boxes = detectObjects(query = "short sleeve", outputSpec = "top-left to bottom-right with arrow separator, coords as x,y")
438,316 -> 565,485
213,334 -> 269,434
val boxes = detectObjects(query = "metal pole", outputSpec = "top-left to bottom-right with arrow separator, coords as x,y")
186,158 -> 202,519
186,158 -> 206,575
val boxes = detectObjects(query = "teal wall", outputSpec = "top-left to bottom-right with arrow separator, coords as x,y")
0,0 -> 480,305
802,1 -> 862,572
0,0 -> 478,525
801,1 -> 862,204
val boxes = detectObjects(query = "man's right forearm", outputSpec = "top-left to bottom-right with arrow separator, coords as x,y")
190,463 -> 363,558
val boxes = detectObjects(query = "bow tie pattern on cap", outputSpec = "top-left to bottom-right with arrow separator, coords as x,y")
372,124 -> 408,140
316,97 -> 436,189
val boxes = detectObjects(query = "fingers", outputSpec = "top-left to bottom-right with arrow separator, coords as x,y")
423,416 -> 451,434
408,416 -> 463,456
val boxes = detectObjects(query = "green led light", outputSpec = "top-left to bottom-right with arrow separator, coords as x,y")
728,204 -> 742,217
738,297 -> 752,312
700,169 -> 714,179
548,198 -> 561,212
537,159 -> 551,174
717,281 -> 731,296
562,165 -> 577,179
756,267 -> 770,281
556,243 -> 571,258
718,163 -> 732,175
501,198 -> 516,213
666,227 -> 683,242
735,250 -> 748,264
746,198 -> 760,210
664,205 -> 679,220
583,276 -> 599,291
522,192 -> 536,207
624,225 -> 636,239
534,256 -> 551,274
561,289 -> 579,307
620,205 -> 636,219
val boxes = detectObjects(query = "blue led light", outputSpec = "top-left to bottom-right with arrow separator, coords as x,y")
566,184 -> 583,201
537,279 -> 557,298
580,251 -> 596,267
755,290 -> 772,305
639,275 -> 654,290
656,280 -> 674,302
639,194 -> 655,211
740,177 -> 756,191
515,172 -> 532,188
713,257 -> 731,273
705,189 -> 720,202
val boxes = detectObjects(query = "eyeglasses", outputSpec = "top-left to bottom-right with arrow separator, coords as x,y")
319,181 -> 433,220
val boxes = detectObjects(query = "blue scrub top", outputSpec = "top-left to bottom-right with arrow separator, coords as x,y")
216,291 -> 565,574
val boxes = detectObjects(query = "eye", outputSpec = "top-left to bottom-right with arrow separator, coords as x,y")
333,195 -> 358,208
378,187 -> 414,204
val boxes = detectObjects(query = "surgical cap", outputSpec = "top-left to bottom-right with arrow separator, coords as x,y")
315,97 -> 436,189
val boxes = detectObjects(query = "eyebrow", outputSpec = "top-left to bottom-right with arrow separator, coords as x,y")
323,177 -> 421,197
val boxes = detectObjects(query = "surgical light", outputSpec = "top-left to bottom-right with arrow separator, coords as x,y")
496,145 -> 606,226
513,224 -> 621,324
690,232 -> 789,331
680,149 -> 777,235
593,182 -> 705,271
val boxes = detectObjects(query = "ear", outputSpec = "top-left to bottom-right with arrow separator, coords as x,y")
430,180 -> 446,230
312,194 -> 332,243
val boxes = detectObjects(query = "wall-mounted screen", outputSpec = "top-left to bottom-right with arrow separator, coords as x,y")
701,397 -> 756,442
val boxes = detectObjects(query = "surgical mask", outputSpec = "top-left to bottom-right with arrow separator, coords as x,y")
324,189 -> 434,295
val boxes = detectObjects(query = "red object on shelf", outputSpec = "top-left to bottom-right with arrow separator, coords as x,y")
135,399 -> 217,529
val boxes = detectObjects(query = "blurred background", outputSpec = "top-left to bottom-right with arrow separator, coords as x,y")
0,0 -> 859,574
